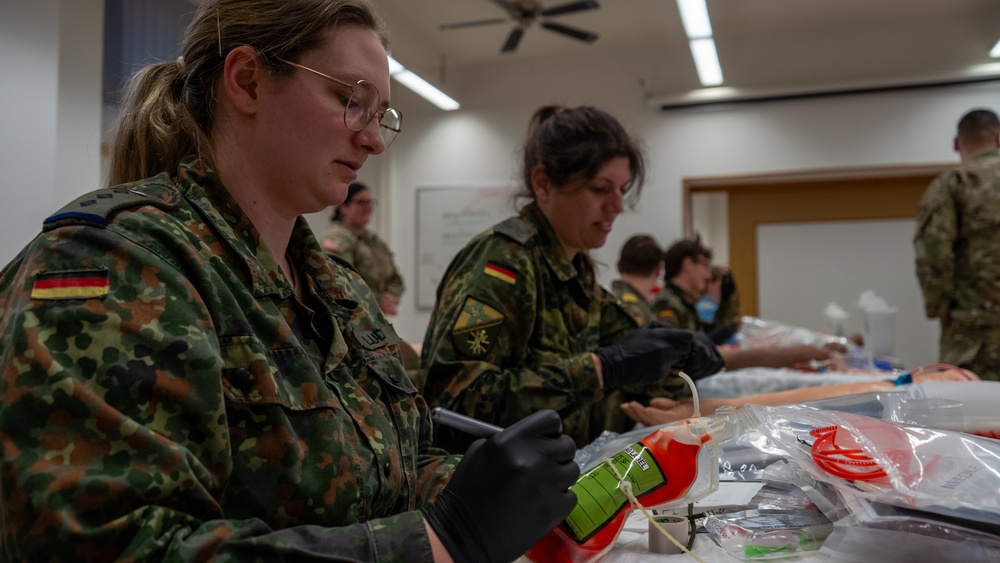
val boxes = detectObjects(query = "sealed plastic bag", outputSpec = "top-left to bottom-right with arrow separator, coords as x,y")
703,509 -> 832,560
746,404 -> 1000,528
772,449 -> 1000,563
525,417 -> 731,563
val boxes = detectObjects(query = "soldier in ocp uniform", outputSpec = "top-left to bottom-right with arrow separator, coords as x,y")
420,106 -> 724,454
915,108 -> 1000,381
0,2 -> 580,562
322,182 -> 405,315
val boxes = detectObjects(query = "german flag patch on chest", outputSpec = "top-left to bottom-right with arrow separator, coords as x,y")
31,269 -> 110,300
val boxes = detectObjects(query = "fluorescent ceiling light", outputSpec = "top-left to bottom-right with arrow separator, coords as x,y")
991,38 -> 1000,58
690,38 -> 723,86
677,0 -> 712,39
387,56 -> 460,111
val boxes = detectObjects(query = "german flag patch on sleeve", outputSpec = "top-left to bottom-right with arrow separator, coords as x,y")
483,261 -> 518,285
31,269 -> 110,300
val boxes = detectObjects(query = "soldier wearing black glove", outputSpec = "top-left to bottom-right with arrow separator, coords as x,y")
682,331 -> 726,378
422,409 -> 580,563
707,322 -> 739,346
593,324 -> 695,389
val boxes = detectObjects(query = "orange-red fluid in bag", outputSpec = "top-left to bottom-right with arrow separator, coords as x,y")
526,421 -> 714,563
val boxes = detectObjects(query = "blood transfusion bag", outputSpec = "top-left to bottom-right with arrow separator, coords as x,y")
526,418 -> 730,563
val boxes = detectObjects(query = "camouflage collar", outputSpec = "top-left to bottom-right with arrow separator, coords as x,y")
664,280 -> 701,306
611,279 -> 643,300
175,159 -> 329,301
521,203 -> 584,283
968,148 -> 1000,162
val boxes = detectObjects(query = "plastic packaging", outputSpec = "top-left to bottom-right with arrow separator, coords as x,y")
797,389 -> 964,433
703,509 -> 832,560
858,290 -> 898,363
824,302 -> 850,338
906,380 -> 1000,438
777,454 -> 1000,563
746,404 -> 1000,528
797,381 -> 1000,438
525,417 -> 731,563
736,316 -> 853,354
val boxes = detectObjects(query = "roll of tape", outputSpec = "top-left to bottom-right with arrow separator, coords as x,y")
648,514 -> 689,554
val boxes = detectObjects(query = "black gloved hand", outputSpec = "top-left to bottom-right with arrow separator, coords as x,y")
720,272 -> 736,302
707,322 -> 739,345
594,325 -> 693,389
422,409 -> 580,563
681,331 -> 725,379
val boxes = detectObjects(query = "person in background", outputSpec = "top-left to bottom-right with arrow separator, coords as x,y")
0,2 -> 579,561
420,105 -> 724,453
653,237 -> 831,370
323,181 -> 405,315
610,234 -> 663,325
915,108 -> 1000,381
697,264 -> 741,344
609,234 -> 691,406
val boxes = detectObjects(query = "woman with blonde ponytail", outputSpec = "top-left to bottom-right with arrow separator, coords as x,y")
0,1 -> 578,562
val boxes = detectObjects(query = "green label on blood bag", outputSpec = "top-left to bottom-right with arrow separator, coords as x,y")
564,442 -> 666,542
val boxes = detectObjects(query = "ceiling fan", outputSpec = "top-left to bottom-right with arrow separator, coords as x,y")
439,0 -> 600,54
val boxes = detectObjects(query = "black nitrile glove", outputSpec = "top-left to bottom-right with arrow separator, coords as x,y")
595,325 -> 693,389
422,409 -> 580,563
720,272 -> 736,302
681,331 -> 725,379
707,322 -> 739,345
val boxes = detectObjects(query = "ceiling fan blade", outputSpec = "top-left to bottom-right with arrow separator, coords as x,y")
501,26 -> 525,53
540,0 -> 600,17
440,17 -> 508,31
488,0 -> 522,18
540,21 -> 598,43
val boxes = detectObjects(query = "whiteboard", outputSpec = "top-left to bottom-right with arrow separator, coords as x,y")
415,186 -> 523,309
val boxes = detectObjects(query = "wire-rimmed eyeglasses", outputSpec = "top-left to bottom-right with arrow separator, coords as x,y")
278,58 -> 402,148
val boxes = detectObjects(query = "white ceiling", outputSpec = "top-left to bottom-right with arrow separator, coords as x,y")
375,0 -> 1000,105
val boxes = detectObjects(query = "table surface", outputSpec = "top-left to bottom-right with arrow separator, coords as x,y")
514,510 -> 831,563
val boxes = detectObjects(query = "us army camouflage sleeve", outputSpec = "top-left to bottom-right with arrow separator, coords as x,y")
323,222 -> 359,262
914,172 -> 959,318
364,232 -> 405,298
0,210 -> 443,561
326,225 -> 405,299
420,232 -> 602,449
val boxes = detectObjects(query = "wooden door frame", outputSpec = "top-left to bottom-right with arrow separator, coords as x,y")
681,163 -> 954,315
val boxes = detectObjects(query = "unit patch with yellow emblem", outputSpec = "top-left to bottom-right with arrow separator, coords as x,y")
452,296 -> 505,357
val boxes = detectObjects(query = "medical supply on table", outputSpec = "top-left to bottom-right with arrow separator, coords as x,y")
703,510 -> 832,560
647,514 -> 689,554
525,415 -> 731,563
748,404 -> 1000,528
824,302 -> 850,338
858,290 -> 897,364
